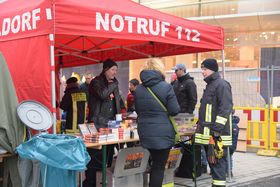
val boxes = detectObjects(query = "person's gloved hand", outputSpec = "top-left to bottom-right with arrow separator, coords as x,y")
208,137 -> 216,164
212,135 -> 224,159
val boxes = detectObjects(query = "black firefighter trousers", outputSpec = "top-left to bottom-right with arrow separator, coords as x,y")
205,146 -> 227,187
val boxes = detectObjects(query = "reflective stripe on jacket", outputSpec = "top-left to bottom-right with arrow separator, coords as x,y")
195,72 -> 233,146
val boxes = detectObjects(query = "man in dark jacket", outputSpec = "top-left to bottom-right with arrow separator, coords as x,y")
80,72 -> 93,102
60,77 -> 87,133
126,78 -> 139,113
172,63 -> 197,114
88,59 -> 125,126
84,59 -> 125,187
172,63 -> 199,177
194,58 -> 233,187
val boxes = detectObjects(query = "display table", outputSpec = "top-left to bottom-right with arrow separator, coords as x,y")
85,138 -> 139,149
85,138 -> 140,187
175,133 -> 198,187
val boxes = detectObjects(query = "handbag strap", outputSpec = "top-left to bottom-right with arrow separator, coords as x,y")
147,87 -> 181,143
146,87 -> 167,112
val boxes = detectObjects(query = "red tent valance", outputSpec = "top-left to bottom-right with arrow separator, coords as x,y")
0,0 -> 224,111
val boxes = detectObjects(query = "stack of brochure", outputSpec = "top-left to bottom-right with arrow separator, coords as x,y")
78,123 -> 97,137
84,133 -> 107,143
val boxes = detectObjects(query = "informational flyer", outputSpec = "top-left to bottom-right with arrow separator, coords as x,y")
124,152 -> 144,170
165,148 -> 181,169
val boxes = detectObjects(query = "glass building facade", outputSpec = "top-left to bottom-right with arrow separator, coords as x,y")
129,0 -> 280,107
131,0 -> 280,69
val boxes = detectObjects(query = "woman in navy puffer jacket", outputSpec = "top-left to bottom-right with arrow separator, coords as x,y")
135,58 -> 180,187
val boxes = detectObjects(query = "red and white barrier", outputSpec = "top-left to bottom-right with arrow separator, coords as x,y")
243,109 -> 265,121
273,110 -> 280,122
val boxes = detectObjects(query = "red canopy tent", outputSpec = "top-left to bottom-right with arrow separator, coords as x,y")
0,0 -> 224,132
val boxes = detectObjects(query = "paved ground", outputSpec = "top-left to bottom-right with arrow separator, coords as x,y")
174,152 -> 280,187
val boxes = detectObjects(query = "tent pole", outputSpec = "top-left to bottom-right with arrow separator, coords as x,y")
221,50 -> 225,79
50,34 -> 57,134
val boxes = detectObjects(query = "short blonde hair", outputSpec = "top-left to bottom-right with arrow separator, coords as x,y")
84,72 -> 93,78
142,58 -> 166,77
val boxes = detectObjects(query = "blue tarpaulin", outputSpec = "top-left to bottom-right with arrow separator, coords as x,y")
17,134 -> 90,187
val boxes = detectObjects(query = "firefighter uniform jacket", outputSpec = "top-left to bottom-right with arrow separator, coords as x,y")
195,72 -> 233,146
60,85 -> 87,133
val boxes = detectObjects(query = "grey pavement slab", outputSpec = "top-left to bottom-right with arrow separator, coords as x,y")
174,152 -> 280,187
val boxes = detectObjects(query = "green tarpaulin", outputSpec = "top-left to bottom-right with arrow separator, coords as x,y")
0,52 -> 25,187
